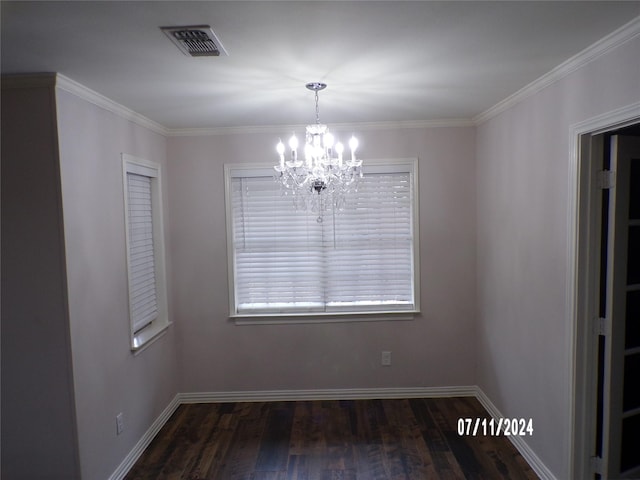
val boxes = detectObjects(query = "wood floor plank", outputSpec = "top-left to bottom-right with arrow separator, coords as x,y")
181,405 -> 228,479
215,403 -> 269,479
200,412 -> 240,479
254,402 -> 295,473
351,443 -> 382,479
289,402 -> 312,456
249,471 -> 288,480
286,454 -> 309,480
383,400 -> 436,479
156,405 -> 218,479
323,402 -> 355,471
380,426 -> 411,479
125,398 -> 539,480
409,399 -> 459,476
320,468 -> 357,480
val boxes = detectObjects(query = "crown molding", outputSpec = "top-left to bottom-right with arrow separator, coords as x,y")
474,15 -> 640,125
2,72 -> 472,136
54,73 -> 169,136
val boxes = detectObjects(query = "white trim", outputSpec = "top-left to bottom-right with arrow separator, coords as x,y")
233,311 -> 417,326
569,102 -> 640,139
474,15 -> 640,124
55,74 -> 169,136
130,322 -> 172,355
166,119 -> 474,136
108,394 -> 181,480
475,388 -> 558,480
224,158 -> 420,320
122,154 -> 171,352
178,386 -> 477,404
567,103 -> 640,480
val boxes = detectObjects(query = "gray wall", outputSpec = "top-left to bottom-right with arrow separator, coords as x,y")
1,80 -> 81,479
1,79 -> 180,480
475,33 -> 640,479
166,126 -> 477,394
55,88 -> 179,480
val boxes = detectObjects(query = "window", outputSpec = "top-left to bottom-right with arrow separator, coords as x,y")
224,159 -> 420,321
122,154 -> 169,350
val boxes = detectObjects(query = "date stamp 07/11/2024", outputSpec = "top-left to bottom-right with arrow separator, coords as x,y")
457,417 -> 534,437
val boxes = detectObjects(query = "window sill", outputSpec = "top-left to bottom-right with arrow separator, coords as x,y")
231,311 -> 418,326
131,321 -> 172,354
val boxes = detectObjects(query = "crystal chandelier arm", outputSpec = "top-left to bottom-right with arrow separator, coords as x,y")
349,136 -> 358,160
276,139 -> 285,168
289,134 -> 299,160
335,142 -> 344,166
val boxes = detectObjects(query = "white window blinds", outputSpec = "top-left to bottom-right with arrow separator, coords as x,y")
126,172 -> 158,332
228,161 -> 418,316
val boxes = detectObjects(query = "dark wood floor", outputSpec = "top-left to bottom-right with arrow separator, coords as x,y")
125,397 -> 539,480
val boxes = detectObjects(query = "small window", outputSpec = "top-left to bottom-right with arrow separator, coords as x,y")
123,154 -> 170,350
224,159 -> 420,322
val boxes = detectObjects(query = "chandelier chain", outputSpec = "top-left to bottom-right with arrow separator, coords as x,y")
315,90 -> 320,125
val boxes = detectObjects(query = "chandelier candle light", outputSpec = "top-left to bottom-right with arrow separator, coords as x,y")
274,82 -> 362,219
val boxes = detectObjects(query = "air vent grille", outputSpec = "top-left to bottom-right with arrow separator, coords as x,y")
161,25 -> 228,57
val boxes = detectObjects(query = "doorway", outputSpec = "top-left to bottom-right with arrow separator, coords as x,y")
574,122 -> 640,480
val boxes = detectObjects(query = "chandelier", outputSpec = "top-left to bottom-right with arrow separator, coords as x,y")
274,82 -> 362,218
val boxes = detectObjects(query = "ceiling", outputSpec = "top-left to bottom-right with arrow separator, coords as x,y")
2,1 -> 639,131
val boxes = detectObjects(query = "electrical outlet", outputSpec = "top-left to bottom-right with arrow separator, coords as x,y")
381,351 -> 392,366
116,413 -> 124,435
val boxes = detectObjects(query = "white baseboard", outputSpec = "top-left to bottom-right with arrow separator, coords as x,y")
110,386 -> 554,480
475,388 -> 557,480
108,394 -> 181,480
178,385 -> 476,404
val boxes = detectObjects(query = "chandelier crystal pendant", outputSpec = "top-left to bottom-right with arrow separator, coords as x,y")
274,82 -> 362,219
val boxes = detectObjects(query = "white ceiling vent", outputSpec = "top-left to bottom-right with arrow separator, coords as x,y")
160,25 -> 228,57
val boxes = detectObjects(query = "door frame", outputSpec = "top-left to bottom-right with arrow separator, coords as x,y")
569,102 -> 640,479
